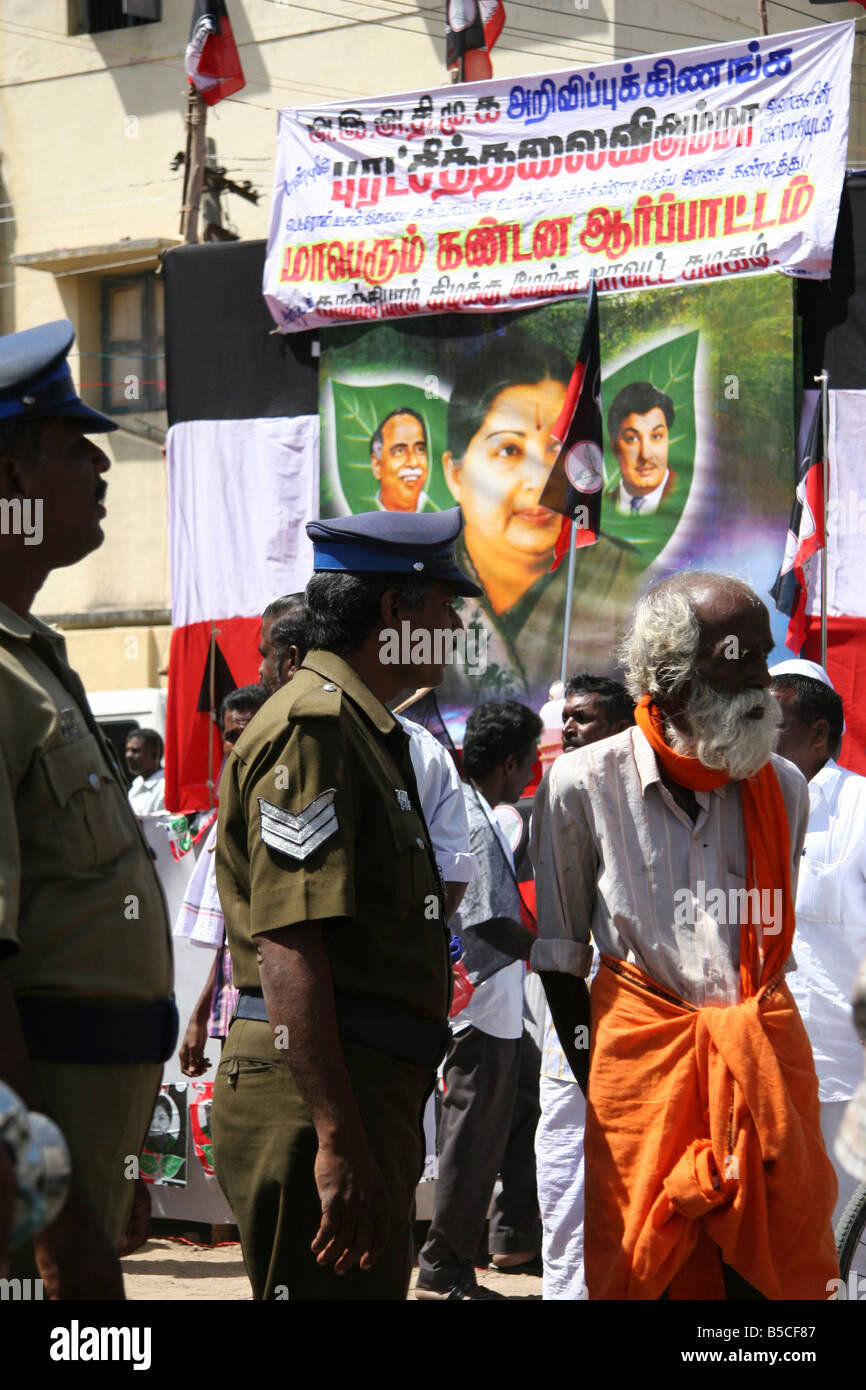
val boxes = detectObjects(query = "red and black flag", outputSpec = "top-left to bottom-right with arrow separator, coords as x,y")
770,397 -> 826,655
539,278 -> 604,570
185,0 -> 245,107
446,1 -> 506,82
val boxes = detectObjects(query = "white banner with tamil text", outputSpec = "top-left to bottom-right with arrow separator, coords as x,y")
264,21 -> 854,332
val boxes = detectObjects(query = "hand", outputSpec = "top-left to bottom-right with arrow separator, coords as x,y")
118,1177 -> 150,1258
179,1017 -> 211,1078
33,1183 -> 125,1299
311,1139 -> 391,1276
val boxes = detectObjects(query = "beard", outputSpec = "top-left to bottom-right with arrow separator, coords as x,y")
667,679 -> 783,780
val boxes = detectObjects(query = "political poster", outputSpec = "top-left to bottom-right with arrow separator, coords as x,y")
266,22 -> 853,333
319,273 -> 796,730
141,1083 -> 189,1188
190,1081 -> 215,1178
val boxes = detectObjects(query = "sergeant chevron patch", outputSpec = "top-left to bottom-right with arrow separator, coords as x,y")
258,789 -> 338,861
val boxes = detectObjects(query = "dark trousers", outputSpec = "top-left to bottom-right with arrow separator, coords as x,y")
417,1025 -> 540,1290
489,1027 -> 542,1255
212,1018 -> 432,1301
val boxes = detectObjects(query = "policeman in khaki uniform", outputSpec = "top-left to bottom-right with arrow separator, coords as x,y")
213,508 -> 481,1300
0,322 -> 175,1297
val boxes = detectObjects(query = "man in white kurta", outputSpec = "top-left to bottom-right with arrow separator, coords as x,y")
771,659 -> 866,1226
533,674 -> 634,1300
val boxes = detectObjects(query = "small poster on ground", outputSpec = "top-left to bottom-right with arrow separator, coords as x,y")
141,1083 -> 188,1187
190,1080 -> 216,1177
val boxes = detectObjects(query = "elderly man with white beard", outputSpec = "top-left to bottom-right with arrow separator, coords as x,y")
531,572 -> 839,1301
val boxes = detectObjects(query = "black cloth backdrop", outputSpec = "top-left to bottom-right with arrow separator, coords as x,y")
798,173 -> 866,389
164,174 -> 866,426
163,239 -> 318,423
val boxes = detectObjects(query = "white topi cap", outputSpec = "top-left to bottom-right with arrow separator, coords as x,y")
769,659 -> 845,732
769,657 -> 836,690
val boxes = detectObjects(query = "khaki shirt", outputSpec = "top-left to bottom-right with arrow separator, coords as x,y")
216,650 -> 451,1022
0,602 -> 172,1002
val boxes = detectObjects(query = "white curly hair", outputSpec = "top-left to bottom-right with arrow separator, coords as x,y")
619,571 -> 763,701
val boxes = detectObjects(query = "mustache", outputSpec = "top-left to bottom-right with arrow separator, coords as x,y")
671,681 -> 783,780
96,480 -> 108,504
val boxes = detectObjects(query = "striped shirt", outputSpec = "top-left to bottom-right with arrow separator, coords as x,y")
529,726 -> 809,1009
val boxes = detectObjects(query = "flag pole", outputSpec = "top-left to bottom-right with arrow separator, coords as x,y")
558,273 -> 597,683
180,88 -> 208,243
559,521 -> 578,685
816,369 -> 830,667
207,619 -> 217,808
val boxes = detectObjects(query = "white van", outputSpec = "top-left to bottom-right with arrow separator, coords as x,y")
88,687 -> 167,767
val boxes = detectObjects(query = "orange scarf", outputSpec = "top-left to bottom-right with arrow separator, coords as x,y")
634,695 -> 794,997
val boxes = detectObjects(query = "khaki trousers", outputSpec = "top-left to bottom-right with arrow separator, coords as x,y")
212,1017 -> 432,1300
11,1059 -> 162,1278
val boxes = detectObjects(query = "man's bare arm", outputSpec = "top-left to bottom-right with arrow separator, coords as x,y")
538,971 -> 590,1096
179,954 -> 218,1077
256,923 -> 391,1276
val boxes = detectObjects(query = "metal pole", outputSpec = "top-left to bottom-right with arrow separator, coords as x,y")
758,1 -> 768,37
559,521 -> 578,684
558,273 -> 597,683
815,370 -> 830,667
206,620 -> 217,808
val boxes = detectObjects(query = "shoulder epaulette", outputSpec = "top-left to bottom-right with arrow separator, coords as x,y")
287,680 -> 343,722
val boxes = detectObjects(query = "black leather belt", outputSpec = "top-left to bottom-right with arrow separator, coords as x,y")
234,988 -> 448,1071
17,996 -> 179,1065
234,988 -> 269,1022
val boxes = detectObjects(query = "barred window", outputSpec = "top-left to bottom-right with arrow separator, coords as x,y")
101,273 -> 165,415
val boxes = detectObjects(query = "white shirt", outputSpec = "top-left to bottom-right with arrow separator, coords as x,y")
174,820 -> 224,948
127,768 -> 166,816
615,469 -> 670,517
453,788 -> 525,1040
397,716 -> 475,885
538,696 -> 566,773
786,760 -> 866,1103
530,727 -> 809,1009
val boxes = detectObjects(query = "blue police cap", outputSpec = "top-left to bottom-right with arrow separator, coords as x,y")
307,507 -> 482,597
0,320 -> 117,432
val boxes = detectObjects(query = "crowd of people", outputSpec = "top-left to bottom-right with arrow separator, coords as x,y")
2,318 -> 866,1305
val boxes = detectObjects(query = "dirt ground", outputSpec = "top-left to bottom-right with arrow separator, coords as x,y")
122,1236 -> 543,1301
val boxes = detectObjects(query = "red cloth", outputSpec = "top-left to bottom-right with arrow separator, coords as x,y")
803,614 -> 866,776
164,616 -> 260,812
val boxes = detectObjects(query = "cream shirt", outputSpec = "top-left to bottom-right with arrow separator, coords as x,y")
530,726 -> 809,1009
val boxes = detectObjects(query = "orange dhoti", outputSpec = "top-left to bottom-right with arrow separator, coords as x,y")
585,956 -> 839,1300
